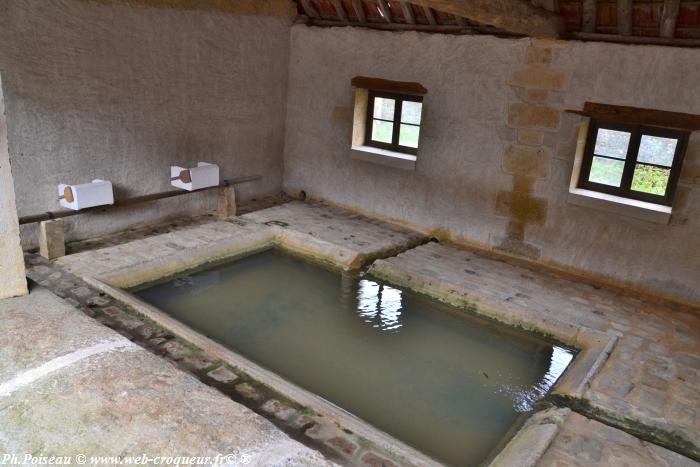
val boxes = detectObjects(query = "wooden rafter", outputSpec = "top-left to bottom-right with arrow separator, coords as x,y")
401,0 -> 565,37
309,18 -> 483,33
422,6 -> 437,25
299,0 -> 319,19
581,0 -> 596,33
351,0 -> 367,22
376,0 -> 393,23
570,32 -> 700,47
293,0 -> 698,47
617,0 -> 633,36
400,1 -> 416,24
330,0 -> 348,22
660,0 -> 680,38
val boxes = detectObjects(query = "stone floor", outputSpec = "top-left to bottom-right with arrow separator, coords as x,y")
0,286 -> 334,466
4,200 -> 699,466
57,215 -> 270,280
242,201 -> 427,266
540,412 -> 697,467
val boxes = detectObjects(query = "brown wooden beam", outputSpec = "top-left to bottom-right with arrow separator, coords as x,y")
404,0 -> 565,37
330,0 -> 348,21
581,0 -> 596,33
351,0 -> 366,22
453,14 -> 468,27
352,76 -> 428,95
617,0 -> 633,36
400,1 -> 415,24
376,0 -> 393,23
660,0 -> 680,38
422,6 -> 437,25
300,0 -> 320,19
566,102 -> 700,131
306,18 -> 511,35
570,31 -> 700,47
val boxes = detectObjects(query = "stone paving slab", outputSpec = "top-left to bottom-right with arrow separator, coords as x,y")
0,287 -> 334,466
539,412 -> 699,467
369,242 -> 700,460
242,201 -> 427,268
57,218 -> 272,280
0,288 -> 116,381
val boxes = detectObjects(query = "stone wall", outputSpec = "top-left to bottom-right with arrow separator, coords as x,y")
283,26 -> 700,305
0,0 -> 294,248
0,73 -> 27,299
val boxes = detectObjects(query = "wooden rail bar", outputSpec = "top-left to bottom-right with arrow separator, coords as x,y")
19,175 -> 261,225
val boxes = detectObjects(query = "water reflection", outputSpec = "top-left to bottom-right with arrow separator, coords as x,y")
356,279 -> 404,332
497,345 -> 574,412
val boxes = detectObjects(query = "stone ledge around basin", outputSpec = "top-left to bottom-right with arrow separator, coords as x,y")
490,407 -> 571,467
91,217 -> 427,291
98,228 -> 276,289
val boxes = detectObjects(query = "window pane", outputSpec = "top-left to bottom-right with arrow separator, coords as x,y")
589,156 -> 625,187
631,164 -> 670,196
373,98 -> 395,121
371,119 -> 393,143
401,101 -> 422,125
594,128 -> 631,159
637,135 -> 677,167
399,124 -> 420,148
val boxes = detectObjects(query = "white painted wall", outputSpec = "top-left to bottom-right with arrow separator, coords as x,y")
283,26 -> 700,304
0,0 -> 293,248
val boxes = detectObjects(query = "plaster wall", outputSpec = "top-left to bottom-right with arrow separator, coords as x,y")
0,0 -> 293,248
283,26 -> 700,304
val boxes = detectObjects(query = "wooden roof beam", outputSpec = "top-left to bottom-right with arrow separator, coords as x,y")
404,0 -> 565,37
352,0 -> 367,22
617,0 -> 633,36
660,0 -> 680,38
330,0 -> 348,22
581,0 -> 596,33
400,1 -> 416,24
422,6 -> 437,25
376,0 -> 393,23
299,0 -> 320,19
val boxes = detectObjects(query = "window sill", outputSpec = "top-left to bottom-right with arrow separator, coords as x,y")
350,145 -> 416,171
567,188 -> 672,224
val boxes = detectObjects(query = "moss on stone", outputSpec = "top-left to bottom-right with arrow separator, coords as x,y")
552,395 -> 699,462
427,227 -> 451,242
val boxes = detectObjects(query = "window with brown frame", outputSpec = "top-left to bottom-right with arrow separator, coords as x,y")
578,120 -> 689,206
365,91 -> 423,155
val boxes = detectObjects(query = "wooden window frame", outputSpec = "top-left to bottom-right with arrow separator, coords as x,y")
578,119 -> 689,206
365,90 -> 422,155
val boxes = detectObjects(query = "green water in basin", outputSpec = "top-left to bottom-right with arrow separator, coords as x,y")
134,248 -> 573,466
